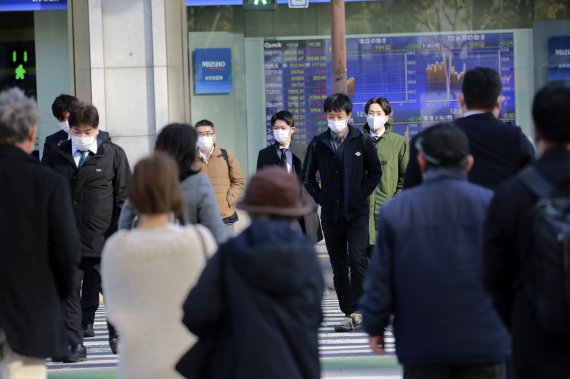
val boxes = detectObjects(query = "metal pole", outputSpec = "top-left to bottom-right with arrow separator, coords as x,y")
331,0 -> 347,95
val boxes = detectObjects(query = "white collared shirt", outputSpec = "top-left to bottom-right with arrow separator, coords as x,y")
463,110 -> 486,118
278,143 -> 293,174
199,146 -> 215,164
72,139 -> 98,167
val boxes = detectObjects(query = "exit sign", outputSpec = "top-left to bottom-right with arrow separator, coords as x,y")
243,0 -> 277,10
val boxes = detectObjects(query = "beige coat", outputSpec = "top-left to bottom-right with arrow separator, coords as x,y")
196,145 -> 245,220
102,224 -> 217,379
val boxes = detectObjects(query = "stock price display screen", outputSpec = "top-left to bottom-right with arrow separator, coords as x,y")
264,32 -> 515,145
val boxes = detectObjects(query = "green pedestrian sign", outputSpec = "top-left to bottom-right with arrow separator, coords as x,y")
12,50 -> 28,80
243,0 -> 277,10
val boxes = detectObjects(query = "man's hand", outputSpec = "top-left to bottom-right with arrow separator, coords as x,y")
369,335 -> 385,354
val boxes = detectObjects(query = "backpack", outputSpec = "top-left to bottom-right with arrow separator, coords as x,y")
219,148 -> 230,169
519,166 -> 570,338
217,148 -> 238,224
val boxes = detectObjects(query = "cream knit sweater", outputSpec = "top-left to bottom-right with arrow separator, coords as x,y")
102,224 -> 216,379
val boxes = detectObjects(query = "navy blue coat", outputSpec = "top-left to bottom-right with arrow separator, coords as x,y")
302,125 -> 381,222
404,113 -> 535,190
360,168 -> 511,366
179,220 -> 324,379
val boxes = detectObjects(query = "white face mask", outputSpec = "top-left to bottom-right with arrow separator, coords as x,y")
71,135 -> 95,151
328,119 -> 348,134
197,136 -> 214,151
58,120 -> 70,133
273,129 -> 290,144
366,115 -> 389,131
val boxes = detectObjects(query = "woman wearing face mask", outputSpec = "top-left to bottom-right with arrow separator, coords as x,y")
118,123 -> 226,244
256,110 -> 323,244
362,97 -> 409,258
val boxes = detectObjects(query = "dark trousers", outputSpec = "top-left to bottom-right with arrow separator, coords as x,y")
321,215 -> 368,316
79,257 -> 102,326
404,363 -> 506,379
63,266 -> 84,346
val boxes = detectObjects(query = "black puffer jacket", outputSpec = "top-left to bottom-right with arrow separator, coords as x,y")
44,139 -> 131,257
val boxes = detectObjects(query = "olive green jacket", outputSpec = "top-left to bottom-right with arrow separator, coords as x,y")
364,124 -> 409,245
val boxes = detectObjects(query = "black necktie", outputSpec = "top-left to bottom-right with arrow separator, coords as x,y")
279,148 -> 288,168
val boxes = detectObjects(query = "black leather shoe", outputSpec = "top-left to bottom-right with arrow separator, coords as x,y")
107,321 -> 119,354
109,334 -> 119,354
83,323 -> 95,338
334,316 -> 354,332
59,344 -> 87,363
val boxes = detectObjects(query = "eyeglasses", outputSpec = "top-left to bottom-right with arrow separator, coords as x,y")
197,132 -> 215,137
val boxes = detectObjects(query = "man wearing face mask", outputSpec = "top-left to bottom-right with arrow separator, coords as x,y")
41,94 -> 110,162
256,110 -> 322,244
303,93 -> 381,332
195,119 -> 245,238
362,97 -> 409,258
43,103 -> 131,360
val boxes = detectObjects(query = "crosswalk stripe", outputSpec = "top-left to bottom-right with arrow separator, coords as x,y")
48,296 -> 395,372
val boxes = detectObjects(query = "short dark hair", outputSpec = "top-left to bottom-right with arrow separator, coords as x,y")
128,152 -> 183,215
461,67 -> 502,110
195,119 -> 215,132
364,97 -> 392,116
155,123 -> 200,181
416,122 -> 470,169
323,93 -> 352,114
270,110 -> 295,128
533,81 -> 570,143
52,94 -> 80,120
68,103 -> 99,128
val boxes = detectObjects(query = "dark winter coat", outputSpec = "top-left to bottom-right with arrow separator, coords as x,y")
484,148 -> 570,378
43,139 -> 130,257
302,125 -> 382,223
360,168 -> 511,366
0,145 -> 80,358
178,220 -> 324,379
404,113 -> 535,190
257,140 -> 322,243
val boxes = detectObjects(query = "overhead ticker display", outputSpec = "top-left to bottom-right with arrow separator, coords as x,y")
264,32 -> 516,145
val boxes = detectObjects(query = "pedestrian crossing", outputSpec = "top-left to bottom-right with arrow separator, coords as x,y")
319,297 -> 395,360
47,304 -> 117,371
47,296 -> 395,373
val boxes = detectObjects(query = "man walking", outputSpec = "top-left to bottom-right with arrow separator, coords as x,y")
361,123 -> 510,379
0,88 -> 80,378
404,67 -> 535,190
484,81 -> 570,378
303,93 -> 381,332
44,102 -> 131,356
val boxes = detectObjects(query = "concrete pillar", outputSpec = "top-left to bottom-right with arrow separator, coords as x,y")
68,0 -> 190,165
